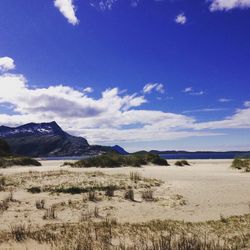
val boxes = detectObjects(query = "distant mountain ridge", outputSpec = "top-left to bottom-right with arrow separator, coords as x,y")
0,122 -> 125,157
0,121 -> 68,138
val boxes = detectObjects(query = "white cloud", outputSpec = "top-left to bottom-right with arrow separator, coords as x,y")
54,0 -> 79,25
182,87 -> 193,93
244,101 -> 250,107
90,0 -> 118,11
0,57 -> 15,72
183,108 -> 227,114
83,87 -> 94,93
190,90 -> 204,96
143,83 -> 165,94
175,13 -> 187,25
218,98 -> 232,103
193,101 -> 250,130
210,0 -> 250,11
182,87 -> 204,96
1,57 -> 250,145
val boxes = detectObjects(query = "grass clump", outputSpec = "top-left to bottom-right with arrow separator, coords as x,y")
130,171 -> 142,182
105,185 -> 116,197
175,160 -> 190,167
10,224 -> 27,242
88,191 -> 97,202
0,157 -> 41,168
0,199 -> 9,212
231,158 -> 250,172
124,188 -> 135,201
141,189 -> 154,201
67,152 -> 169,168
43,205 -> 57,220
35,199 -> 45,209
0,175 -> 6,191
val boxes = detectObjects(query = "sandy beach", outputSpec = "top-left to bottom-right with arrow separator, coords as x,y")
1,159 -> 250,249
1,159 -> 250,225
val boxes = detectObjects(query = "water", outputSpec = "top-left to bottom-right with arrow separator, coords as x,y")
39,156 -> 89,161
160,152 -> 250,160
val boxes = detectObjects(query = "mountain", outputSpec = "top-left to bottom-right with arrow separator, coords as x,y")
0,121 -> 118,157
0,138 -> 11,156
111,145 -> 129,155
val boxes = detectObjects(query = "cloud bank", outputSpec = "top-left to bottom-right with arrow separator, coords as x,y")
0,56 -> 250,145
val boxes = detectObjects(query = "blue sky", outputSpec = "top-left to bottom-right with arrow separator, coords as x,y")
0,0 -> 250,151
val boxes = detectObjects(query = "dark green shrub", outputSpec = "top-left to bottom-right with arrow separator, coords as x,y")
68,152 -> 169,168
175,160 -> 190,167
124,189 -> 134,201
0,157 -> 41,168
105,185 -> 115,197
27,186 -> 42,193
231,158 -> 250,172
231,158 -> 249,170
0,139 -> 11,157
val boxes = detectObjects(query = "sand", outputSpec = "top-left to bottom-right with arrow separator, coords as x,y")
1,159 -> 250,249
1,159 -> 250,226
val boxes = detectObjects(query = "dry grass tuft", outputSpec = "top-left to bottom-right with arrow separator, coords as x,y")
141,189 -> 154,201
43,205 -> 57,220
35,199 -> 45,210
124,188 -> 135,201
10,224 -> 27,242
0,175 -> 6,191
105,185 -> 115,197
130,171 -> 142,182
88,191 -> 97,202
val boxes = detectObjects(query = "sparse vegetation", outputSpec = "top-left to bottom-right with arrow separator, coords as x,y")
231,158 -> 250,172
27,186 -> 42,193
43,205 -> 57,220
1,214 -> 249,249
0,157 -> 41,168
64,152 -> 169,168
130,171 -> 142,182
105,185 -> 116,197
35,199 -> 45,209
175,160 -> 190,167
124,188 -> 135,201
10,224 -> 27,242
0,175 -> 6,191
0,199 -> 9,212
88,191 -> 97,201
141,189 -> 154,201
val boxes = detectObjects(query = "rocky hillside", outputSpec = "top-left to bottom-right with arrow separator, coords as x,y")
0,138 -> 11,156
0,122 -> 125,157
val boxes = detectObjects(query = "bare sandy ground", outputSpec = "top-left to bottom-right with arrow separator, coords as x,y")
1,159 -> 250,225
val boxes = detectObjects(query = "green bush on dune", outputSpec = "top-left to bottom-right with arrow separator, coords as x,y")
0,157 -> 42,168
64,152 -> 169,168
175,160 -> 190,167
0,138 -> 42,168
231,158 -> 250,172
